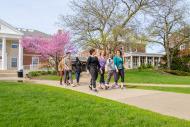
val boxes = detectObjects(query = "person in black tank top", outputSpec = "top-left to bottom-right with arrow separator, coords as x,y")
86,49 -> 100,92
75,57 -> 82,85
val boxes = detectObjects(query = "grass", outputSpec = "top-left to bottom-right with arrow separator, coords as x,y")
127,85 -> 190,94
0,81 -> 190,127
124,69 -> 190,85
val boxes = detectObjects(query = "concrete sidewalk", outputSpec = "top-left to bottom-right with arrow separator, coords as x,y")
127,83 -> 190,88
1,77 -> 190,87
30,79 -> 190,121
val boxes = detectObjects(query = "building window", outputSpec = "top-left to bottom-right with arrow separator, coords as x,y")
133,56 -> 138,68
141,57 -> 146,65
32,57 -> 39,65
148,57 -> 152,65
0,42 -> 2,49
11,57 -> 17,67
12,42 -> 18,48
180,44 -> 186,51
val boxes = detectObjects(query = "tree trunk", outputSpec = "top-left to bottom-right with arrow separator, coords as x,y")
55,54 -> 59,75
166,48 -> 171,69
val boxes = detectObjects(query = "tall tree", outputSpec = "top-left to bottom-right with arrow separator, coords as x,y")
60,0 -> 155,51
61,0 -> 118,50
22,31 -> 74,72
147,0 -> 189,69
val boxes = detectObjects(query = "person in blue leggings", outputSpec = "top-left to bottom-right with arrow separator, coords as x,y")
113,50 -> 125,89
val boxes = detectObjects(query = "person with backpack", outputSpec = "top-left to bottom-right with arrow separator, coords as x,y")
105,53 -> 119,89
86,49 -> 100,92
64,52 -> 75,87
75,57 -> 82,85
113,50 -> 125,89
58,56 -> 65,85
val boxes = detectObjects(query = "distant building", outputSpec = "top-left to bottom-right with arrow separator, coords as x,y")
169,27 -> 190,57
124,52 -> 163,69
18,28 -> 50,70
78,42 -> 164,69
0,18 -> 50,71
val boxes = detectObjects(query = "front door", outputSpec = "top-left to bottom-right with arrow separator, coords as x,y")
0,56 -> 2,70
11,57 -> 18,69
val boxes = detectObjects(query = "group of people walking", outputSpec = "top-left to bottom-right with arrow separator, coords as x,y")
58,49 -> 125,92
87,49 -> 125,92
58,52 -> 82,87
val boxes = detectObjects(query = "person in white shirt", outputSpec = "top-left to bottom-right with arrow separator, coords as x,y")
105,54 -> 119,89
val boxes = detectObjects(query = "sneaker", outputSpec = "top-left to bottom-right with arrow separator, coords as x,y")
99,84 -> 104,89
93,88 -> 98,92
105,84 -> 109,90
89,85 -> 92,90
71,84 -> 76,87
112,84 -> 119,89
120,83 -> 124,89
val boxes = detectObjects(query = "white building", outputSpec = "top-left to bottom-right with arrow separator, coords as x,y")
0,19 -> 49,71
124,52 -> 164,69
0,19 -> 24,70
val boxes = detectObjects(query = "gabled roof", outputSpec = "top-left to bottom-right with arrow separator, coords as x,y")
0,18 -> 23,36
17,28 -> 50,37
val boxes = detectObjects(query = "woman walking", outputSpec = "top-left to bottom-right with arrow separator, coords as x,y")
64,52 -> 75,87
86,49 -> 100,92
98,51 -> 107,89
113,50 -> 125,89
58,56 -> 65,85
75,57 -> 82,85
105,54 -> 119,88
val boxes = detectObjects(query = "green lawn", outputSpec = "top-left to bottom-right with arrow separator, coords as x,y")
127,85 -> 190,94
0,82 -> 190,127
124,69 -> 190,85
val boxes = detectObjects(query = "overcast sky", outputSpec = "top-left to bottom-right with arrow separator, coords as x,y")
0,0 -> 189,53
0,0 -> 71,34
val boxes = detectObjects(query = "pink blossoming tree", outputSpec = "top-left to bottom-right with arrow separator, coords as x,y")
22,31 -> 75,72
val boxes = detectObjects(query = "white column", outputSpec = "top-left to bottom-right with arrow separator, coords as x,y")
138,56 -> 141,67
158,57 -> 161,66
18,39 -> 23,70
145,56 -> 148,65
130,56 -> 133,69
152,57 -> 155,67
2,38 -> 7,70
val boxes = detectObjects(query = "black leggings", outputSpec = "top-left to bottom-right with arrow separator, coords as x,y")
99,68 -> 105,84
89,67 -> 98,88
116,69 -> 125,83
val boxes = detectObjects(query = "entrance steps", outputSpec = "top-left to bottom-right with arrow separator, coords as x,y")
0,70 -> 17,77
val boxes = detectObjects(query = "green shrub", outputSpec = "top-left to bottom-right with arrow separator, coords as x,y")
40,71 -> 48,75
28,71 -> 40,77
28,70 -> 57,77
146,64 -> 153,69
164,69 -> 190,76
50,70 -> 57,75
171,56 -> 190,72
138,64 -> 153,70
47,71 -> 52,75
